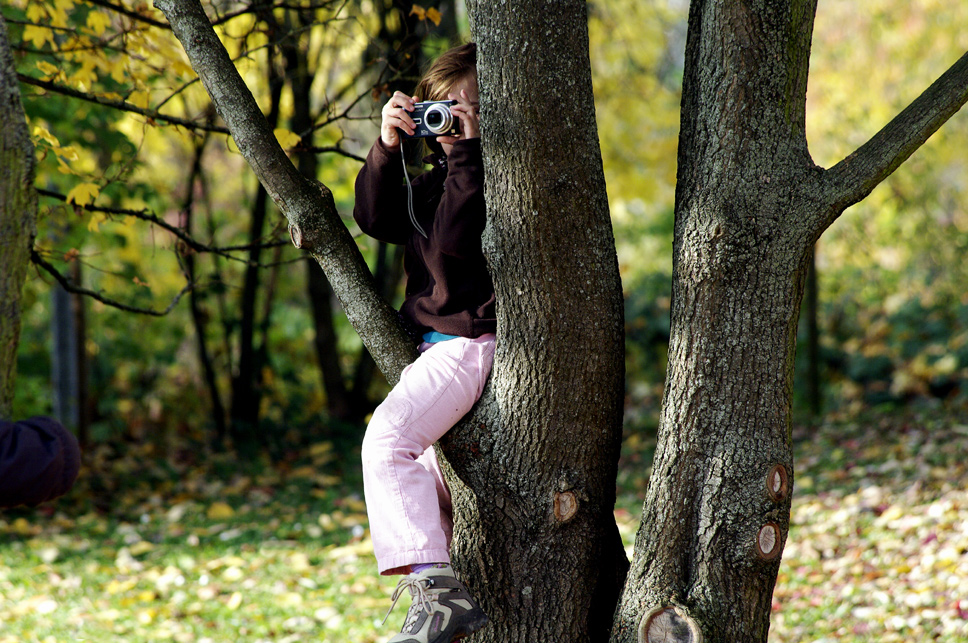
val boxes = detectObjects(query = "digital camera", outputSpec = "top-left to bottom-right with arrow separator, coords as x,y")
402,99 -> 461,139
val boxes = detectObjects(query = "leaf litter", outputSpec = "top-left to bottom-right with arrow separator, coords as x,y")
2,413 -> 967,641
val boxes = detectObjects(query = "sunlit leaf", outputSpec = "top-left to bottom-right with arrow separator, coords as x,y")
86,11 -> 112,36
23,25 -> 52,49
274,128 -> 302,150
206,502 -> 235,520
67,182 -> 100,207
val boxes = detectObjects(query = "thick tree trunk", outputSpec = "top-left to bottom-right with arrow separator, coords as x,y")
437,2 -> 628,641
612,1 -> 820,640
0,14 -> 38,419
612,2 -> 968,641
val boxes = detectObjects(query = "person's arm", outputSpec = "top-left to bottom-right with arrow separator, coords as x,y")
0,417 -> 81,508
433,138 -> 486,258
353,137 -> 416,245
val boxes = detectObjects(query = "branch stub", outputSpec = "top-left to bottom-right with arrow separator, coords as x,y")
553,490 -> 578,522
639,606 -> 704,643
766,464 -> 789,502
756,522 -> 782,560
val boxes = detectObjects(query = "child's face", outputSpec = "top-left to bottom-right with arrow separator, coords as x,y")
438,73 -> 480,157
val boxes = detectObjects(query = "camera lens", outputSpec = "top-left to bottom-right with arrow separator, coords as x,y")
424,104 -> 453,134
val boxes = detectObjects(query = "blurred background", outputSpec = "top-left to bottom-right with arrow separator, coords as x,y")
3,2 -> 968,642
5,0 -> 968,450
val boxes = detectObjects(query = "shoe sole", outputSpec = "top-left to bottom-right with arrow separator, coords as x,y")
447,608 -> 488,642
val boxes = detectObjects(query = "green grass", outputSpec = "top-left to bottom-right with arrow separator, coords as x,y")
2,411 -> 967,642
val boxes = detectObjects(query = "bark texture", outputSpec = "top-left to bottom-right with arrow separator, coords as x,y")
437,1 -> 628,641
0,14 -> 38,419
612,2 -> 968,642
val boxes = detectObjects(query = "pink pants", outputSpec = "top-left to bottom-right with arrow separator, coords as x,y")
362,334 -> 496,576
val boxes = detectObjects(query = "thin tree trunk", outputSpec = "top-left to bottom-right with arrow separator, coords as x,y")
0,15 -> 39,419
181,137 -> 228,442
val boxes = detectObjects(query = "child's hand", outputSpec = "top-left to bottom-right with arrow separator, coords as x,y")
381,91 -> 417,150
437,88 -> 480,147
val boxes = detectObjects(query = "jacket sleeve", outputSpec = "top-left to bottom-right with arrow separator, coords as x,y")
0,417 -> 81,508
353,138 -> 415,245
433,138 -> 487,258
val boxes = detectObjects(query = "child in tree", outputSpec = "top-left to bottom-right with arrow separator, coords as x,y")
353,42 -> 494,643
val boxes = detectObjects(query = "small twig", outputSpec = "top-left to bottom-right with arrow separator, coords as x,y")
31,248 -> 193,316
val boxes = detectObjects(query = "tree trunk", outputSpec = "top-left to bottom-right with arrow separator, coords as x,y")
156,0 -> 968,640
612,2 -> 968,642
0,14 -> 39,419
437,2 -> 628,641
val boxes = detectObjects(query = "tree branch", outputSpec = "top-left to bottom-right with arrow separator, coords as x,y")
17,74 -> 230,134
153,0 -> 415,382
31,248 -> 193,316
83,0 -> 172,30
820,50 -> 968,232
36,187 -> 287,263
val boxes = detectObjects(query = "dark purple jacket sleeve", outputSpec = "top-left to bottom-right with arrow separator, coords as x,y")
431,139 -> 486,258
0,417 -> 81,508
353,138 -> 414,245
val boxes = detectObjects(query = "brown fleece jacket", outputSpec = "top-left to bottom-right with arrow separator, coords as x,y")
353,137 -> 496,340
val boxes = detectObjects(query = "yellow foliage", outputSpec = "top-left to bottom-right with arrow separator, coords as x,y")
32,125 -> 60,148
35,60 -> 62,80
274,128 -> 302,150
86,211 -> 107,232
67,182 -> 100,207
206,502 -> 235,520
86,10 -> 112,36
23,25 -> 52,49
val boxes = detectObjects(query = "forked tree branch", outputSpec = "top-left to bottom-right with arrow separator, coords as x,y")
820,50 -> 968,233
153,0 -> 415,382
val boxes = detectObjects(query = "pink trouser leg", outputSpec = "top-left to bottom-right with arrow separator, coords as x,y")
361,334 -> 495,576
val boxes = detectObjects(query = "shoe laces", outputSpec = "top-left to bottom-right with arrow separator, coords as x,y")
383,574 -> 436,625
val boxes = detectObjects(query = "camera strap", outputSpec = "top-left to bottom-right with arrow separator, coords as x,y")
401,145 -> 429,239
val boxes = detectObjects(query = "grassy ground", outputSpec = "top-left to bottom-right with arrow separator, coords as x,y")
1,411 -> 967,642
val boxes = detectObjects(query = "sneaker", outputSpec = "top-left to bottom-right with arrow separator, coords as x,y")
384,565 -> 488,643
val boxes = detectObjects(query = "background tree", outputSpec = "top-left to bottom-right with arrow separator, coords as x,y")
0,13 -> 38,419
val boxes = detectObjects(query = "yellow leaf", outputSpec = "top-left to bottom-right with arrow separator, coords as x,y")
409,4 -> 426,20
56,145 -> 79,162
26,4 -> 47,22
109,59 -> 127,84
36,60 -> 61,79
87,212 -> 107,232
32,125 -> 60,147
425,7 -> 442,26
128,90 -> 150,110
274,128 -> 302,150
23,25 -> 52,49
207,502 -> 235,520
86,11 -> 112,36
129,540 -> 154,556
226,592 -> 243,610
67,182 -> 100,207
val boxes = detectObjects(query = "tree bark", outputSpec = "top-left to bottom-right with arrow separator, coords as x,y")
0,14 -> 39,419
612,2 -> 968,642
437,2 -> 628,641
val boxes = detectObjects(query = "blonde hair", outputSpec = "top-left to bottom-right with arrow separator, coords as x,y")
414,42 -> 477,102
